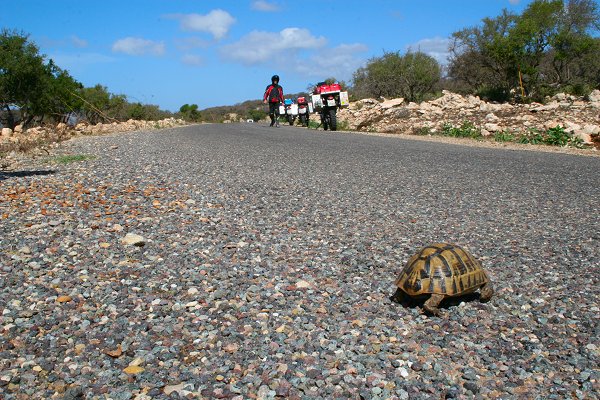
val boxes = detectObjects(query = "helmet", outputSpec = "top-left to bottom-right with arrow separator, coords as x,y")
271,75 -> 279,83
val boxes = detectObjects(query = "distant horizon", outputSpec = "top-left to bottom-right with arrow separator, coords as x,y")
3,0 -> 535,112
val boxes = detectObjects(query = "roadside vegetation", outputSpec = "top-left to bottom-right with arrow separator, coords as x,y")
416,123 -> 588,149
50,154 -> 96,164
0,29 -> 198,131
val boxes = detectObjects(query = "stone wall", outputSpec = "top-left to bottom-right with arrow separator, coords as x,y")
338,90 -> 600,145
1,118 -> 188,150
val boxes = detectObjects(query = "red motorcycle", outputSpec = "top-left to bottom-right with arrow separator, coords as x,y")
296,96 -> 312,127
310,82 -> 349,131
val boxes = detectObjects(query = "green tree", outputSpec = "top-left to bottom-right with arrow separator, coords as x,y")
0,29 -> 82,128
247,108 -> 267,122
38,60 -> 83,124
128,102 -> 145,120
548,0 -> 600,90
78,85 -> 138,123
179,103 -> 201,122
106,93 -> 128,120
0,29 -> 47,128
448,10 -> 519,101
79,85 -> 112,124
352,51 -> 441,102
448,0 -> 600,101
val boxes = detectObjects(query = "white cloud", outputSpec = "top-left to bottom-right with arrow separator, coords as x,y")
182,54 -> 204,66
170,9 -> 235,40
407,36 -> 452,65
298,43 -> 369,80
48,52 -> 116,72
251,0 -> 280,12
220,28 -> 367,80
112,37 -> 165,56
175,37 -> 210,51
220,28 -> 327,64
38,36 -> 87,49
70,35 -> 88,48
509,0 -> 520,4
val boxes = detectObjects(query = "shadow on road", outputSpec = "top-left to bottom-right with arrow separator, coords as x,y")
390,291 -> 484,314
0,169 -> 56,181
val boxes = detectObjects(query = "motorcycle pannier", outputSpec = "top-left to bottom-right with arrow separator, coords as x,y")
340,91 -> 349,106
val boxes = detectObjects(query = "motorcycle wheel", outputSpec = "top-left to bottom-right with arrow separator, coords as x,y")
299,115 -> 307,127
288,116 -> 294,126
329,108 -> 337,131
321,112 -> 329,131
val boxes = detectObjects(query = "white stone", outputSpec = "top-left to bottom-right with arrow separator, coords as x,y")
589,89 -> 600,102
573,132 -> 592,144
1,128 -> 12,137
295,280 -> 311,288
484,123 -> 502,132
479,103 -> 493,112
544,120 -> 562,130
466,95 -> 482,107
121,233 -> 146,246
380,98 -> 405,109
563,121 -> 581,133
581,124 -> 600,135
553,93 -> 567,101
531,102 -> 559,112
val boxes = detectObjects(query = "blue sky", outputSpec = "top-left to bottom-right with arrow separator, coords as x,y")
3,0 -> 536,112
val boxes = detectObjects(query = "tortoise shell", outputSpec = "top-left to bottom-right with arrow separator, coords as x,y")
395,243 -> 490,297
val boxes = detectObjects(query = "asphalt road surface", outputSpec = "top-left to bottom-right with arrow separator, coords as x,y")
1,122 -> 598,399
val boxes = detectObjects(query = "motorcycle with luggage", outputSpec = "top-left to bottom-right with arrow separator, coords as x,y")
296,96 -> 312,127
282,98 -> 298,126
310,82 -> 349,131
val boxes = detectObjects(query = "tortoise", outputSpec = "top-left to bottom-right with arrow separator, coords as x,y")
392,243 -> 494,316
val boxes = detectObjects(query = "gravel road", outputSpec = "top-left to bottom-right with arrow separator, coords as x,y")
1,123 -> 599,399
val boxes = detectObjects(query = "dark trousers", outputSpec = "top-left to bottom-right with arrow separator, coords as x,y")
268,102 -> 280,122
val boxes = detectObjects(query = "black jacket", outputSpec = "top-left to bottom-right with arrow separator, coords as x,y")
263,84 -> 284,103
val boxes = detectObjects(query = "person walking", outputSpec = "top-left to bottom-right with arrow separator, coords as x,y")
263,75 -> 284,127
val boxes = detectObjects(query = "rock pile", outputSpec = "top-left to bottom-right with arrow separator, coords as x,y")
1,118 -> 188,148
338,90 -> 600,145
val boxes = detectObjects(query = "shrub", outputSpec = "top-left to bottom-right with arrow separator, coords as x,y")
518,129 -> 544,145
441,122 -> 481,138
307,120 -> 320,129
413,127 -> 432,135
247,109 -> 267,122
336,120 -> 350,131
515,126 -> 587,148
494,131 -> 516,142
544,126 -> 571,146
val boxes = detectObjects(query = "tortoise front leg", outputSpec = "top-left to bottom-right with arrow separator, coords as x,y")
423,294 -> 445,316
390,288 -> 406,303
479,282 -> 494,302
